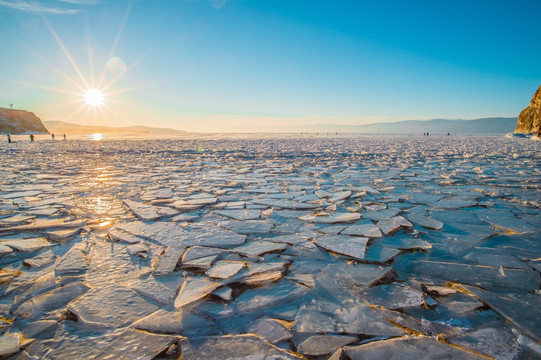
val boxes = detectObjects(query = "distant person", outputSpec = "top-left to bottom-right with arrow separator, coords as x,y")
51,133 -> 55,140
7,134 -> 11,143
63,134 -> 66,140
427,132 -> 429,136
447,133 -> 450,136
30,134 -> 34,143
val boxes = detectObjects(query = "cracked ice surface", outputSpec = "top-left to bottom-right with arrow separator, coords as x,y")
0,135 -> 540,359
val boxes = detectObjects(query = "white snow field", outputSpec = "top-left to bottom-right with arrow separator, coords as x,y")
0,134 -> 540,359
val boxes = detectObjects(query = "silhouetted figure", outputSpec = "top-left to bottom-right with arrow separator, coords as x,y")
51,133 -> 55,140
427,132 -> 429,136
30,134 -> 34,143
63,134 -> 66,140
447,133 -> 450,136
7,134 -> 11,143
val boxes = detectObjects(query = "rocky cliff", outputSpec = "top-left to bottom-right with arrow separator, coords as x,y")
515,85 -> 541,134
0,107 -> 49,135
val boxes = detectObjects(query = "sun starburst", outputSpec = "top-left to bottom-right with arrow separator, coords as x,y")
83,89 -> 105,107
20,2 -> 150,127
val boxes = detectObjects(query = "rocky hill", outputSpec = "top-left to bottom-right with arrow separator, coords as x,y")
0,107 -> 49,134
515,85 -> 541,134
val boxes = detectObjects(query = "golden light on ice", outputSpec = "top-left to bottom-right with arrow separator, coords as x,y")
84,89 -> 105,107
92,133 -> 103,141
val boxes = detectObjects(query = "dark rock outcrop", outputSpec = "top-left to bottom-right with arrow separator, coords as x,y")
515,85 -> 541,134
0,107 -> 49,134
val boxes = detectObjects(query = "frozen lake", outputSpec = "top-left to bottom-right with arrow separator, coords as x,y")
1,135 -> 540,359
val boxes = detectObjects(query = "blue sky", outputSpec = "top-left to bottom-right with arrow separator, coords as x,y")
0,0 -> 539,132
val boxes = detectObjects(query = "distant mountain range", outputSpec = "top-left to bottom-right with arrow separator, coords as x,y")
276,117 -> 518,134
43,117 -> 518,135
43,121 -> 186,136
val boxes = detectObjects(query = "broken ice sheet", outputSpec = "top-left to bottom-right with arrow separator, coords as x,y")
447,326 -> 521,360
206,260 -> 245,280
1,133 -> 540,359
23,249 -> 56,268
361,283 -> 425,310
343,336 -> 484,359
363,246 -> 401,263
265,233 -> 311,245
219,219 -> 274,234
123,199 -> 161,221
463,247 -> 530,270
16,282 -> 90,319
180,334 -> 302,360
86,241 -> 138,287
342,222 -> 383,238
0,329 -> 20,357
0,214 -> 35,226
296,334 -> 357,356
47,228 -> 81,242
0,218 -> 86,233
1,237 -> 52,252
380,236 -> 432,250
214,209 -> 261,221
313,235 -> 368,260
114,221 -> 184,247
432,197 -> 478,210
182,224 -> 246,248
68,286 -> 159,328
237,280 -> 309,313
174,276 -> 223,308
460,285 -> 541,342
363,208 -> 400,222
243,270 -> 283,286
234,240 -> 288,258
132,308 -> 215,336
376,219 -> 402,235
244,317 -> 292,344
293,300 -> 404,337
299,212 -> 361,224
154,246 -> 185,275
472,208 -> 536,233
407,214 -> 444,230
412,260 -> 539,292
127,276 -> 182,305
54,243 -> 88,276
181,246 -> 227,265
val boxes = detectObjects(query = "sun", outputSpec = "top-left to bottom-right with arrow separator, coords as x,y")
83,89 -> 104,107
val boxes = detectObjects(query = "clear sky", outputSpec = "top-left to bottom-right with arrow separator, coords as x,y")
0,0 -> 540,132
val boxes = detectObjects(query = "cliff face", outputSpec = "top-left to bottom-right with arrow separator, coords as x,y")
0,107 -> 49,135
515,85 -> 541,134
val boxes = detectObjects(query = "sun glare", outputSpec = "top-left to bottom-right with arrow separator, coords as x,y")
84,89 -> 104,107
92,133 -> 103,141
